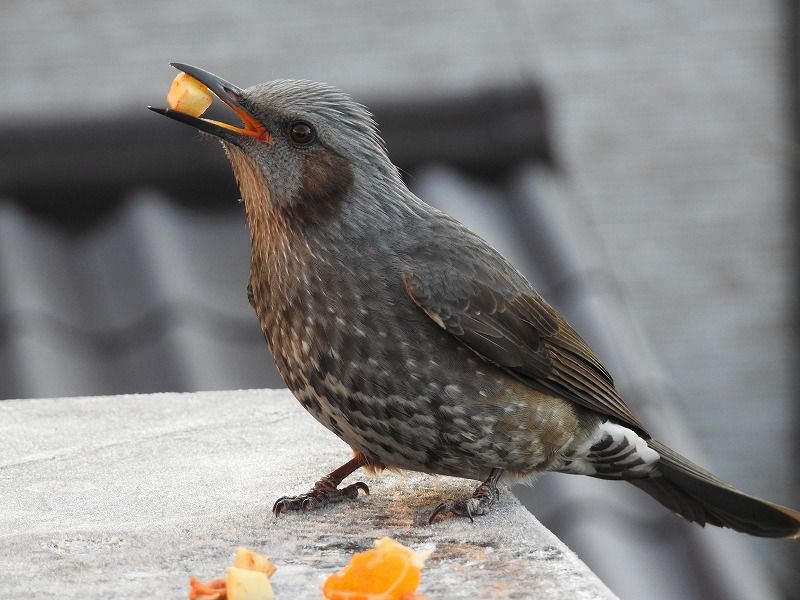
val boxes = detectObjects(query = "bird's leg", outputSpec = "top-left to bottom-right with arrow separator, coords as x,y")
428,468 -> 504,524
272,455 -> 369,516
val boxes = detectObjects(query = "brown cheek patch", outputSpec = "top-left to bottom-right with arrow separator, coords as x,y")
299,148 -> 354,216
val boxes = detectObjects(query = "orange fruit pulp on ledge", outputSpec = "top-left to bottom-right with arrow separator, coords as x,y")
322,538 -> 430,600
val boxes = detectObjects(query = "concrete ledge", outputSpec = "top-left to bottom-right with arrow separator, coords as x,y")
1,389 -> 617,599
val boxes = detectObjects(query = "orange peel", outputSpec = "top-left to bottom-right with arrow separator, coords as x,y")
322,537 -> 431,600
189,576 -> 226,600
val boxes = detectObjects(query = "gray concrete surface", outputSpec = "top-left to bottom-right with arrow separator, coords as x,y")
0,389 -> 617,599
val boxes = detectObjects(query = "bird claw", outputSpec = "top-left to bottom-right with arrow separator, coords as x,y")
428,500 -> 475,524
428,480 -> 500,524
272,481 -> 370,516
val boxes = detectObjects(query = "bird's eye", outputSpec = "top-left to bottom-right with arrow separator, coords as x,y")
289,121 -> 315,145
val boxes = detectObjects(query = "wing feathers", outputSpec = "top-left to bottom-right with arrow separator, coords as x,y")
402,269 -> 646,434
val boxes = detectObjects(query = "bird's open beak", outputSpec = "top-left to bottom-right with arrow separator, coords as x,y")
148,63 -> 271,144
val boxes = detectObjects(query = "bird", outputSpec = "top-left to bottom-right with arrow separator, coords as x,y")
150,63 -> 800,538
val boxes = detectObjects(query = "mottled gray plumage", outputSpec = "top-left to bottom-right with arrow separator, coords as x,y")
153,64 -> 800,537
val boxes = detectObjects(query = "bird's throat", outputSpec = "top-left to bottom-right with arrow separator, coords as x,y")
223,144 -> 272,231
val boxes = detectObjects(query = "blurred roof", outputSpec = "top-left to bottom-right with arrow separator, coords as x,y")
0,1 -> 536,121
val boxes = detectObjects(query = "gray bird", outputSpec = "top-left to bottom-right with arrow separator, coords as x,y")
151,63 -> 800,538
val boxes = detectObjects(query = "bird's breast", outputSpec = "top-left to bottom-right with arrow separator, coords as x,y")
247,230 -> 585,479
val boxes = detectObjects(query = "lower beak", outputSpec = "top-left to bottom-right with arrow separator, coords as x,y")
148,63 -> 271,144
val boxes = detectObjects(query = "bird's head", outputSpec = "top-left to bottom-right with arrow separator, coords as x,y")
150,63 -> 399,222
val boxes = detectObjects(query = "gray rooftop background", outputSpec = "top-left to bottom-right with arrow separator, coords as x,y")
1,1 -> 798,598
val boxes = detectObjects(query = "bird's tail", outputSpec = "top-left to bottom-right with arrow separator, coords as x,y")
629,438 -> 800,538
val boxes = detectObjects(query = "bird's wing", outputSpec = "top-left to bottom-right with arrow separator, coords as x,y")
401,261 -> 647,434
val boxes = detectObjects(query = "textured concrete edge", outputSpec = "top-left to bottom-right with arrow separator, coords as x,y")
1,388 -> 618,599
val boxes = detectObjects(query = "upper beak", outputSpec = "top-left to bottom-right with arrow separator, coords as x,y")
148,63 -> 271,144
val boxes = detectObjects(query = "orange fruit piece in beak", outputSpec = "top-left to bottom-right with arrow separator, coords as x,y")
167,72 -> 213,117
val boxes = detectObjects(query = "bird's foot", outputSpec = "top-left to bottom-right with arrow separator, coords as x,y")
272,476 -> 369,516
428,468 -> 503,524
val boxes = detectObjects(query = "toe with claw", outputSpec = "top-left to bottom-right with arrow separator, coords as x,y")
271,456 -> 369,517
428,468 -> 503,524
272,480 -> 369,516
